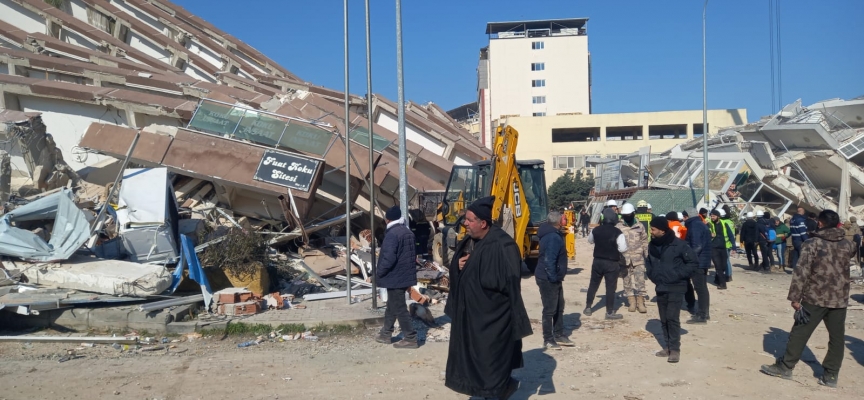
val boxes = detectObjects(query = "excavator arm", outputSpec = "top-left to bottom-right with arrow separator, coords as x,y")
489,125 -> 531,257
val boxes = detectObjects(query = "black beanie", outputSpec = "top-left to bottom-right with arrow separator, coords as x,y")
699,208 -> 709,216
467,196 -> 495,224
651,216 -> 671,232
710,209 -> 721,217
665,211 -> 679,222
682,210 -> 689,218
385,206 -> 401,221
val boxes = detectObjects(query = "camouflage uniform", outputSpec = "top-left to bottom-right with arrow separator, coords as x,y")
617,220 -> 648,297
788,227 -> 856,308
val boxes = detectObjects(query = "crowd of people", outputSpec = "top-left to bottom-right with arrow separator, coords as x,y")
372,196 -> 859,399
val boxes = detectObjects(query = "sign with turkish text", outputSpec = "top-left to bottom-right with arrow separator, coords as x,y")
253,150 -> 321,192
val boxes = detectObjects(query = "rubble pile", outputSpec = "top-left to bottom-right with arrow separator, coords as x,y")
0,161 -> 450,330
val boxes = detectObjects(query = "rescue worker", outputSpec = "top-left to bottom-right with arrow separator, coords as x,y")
720,208 -> 736,280
579,208 -> 591,238
666,212 -> 687,240
586,208 -> 628,319
708,209 -> 731,289
740,212 -> 761,269
635,200 -> 654,232
617,203 -> 648,313
600,199 -> 619,222
790,207 -> 809,269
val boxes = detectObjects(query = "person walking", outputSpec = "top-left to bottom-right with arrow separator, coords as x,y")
740,212 -> 761,269
790,207 -> 810,269
585,208 -> 628,320
579,208 -> 591,238
617,203 -> 648,313
760,210 -> 856,388
535,211 -> 573,350
708,210 -> 731,289
375,206 -> 419,348
646,216 -> 699,363
445,196 -> 531,399
684,209 -> 713,324
774,217 -> 790,271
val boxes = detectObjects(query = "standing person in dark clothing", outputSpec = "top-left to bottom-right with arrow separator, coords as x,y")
758,211 -> 776,269
760,210 -> 856,388
806,212 -> 819,236
646,216 -> 699,363
790,207 -> 810,269
535,211 -> 573,350
586,208 -> 628,320
375,206 -> 419,348
708,210 -> 731,289
740,212 -> 761,269
684,211 -> 713,324
579,209 -> 591,237
445,196 -> 531,399
699,208 -> 709,222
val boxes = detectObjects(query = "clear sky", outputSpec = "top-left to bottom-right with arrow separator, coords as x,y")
175,0 -> 863,123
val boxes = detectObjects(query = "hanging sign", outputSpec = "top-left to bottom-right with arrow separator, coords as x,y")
253,150 -> 321,192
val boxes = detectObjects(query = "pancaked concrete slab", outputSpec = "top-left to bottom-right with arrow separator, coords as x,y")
88,307 -> 132,330
49,308 -> 90,331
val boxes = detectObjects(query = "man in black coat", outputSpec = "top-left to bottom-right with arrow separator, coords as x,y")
585,208 -> 628,320
684,212 -> 712,324
646,216 -> 699,363
374,206 -> 419,349
445,196 -> 531,400
535,211 -> 572,350
740,212 -> 761,269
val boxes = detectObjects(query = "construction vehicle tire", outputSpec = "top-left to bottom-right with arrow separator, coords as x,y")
432,233 -> 445,267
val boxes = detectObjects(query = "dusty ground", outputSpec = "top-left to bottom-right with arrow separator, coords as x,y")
2,234 -> 864,400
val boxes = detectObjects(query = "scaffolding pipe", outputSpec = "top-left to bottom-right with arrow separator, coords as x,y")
365,0 -> 378,308
395,0 -> 408,219
343,0 -> 352,304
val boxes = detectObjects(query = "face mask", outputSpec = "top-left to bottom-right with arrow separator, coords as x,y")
623,214 -> 635,225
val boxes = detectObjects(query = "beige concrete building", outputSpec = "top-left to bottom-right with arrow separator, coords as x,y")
506,108 -> 748,186
478,18 -> 590,148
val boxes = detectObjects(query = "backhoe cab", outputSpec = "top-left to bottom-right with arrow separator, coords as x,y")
432,125 -> 548,271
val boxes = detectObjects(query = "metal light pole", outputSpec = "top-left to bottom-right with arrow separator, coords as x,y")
702,0 -> 710,206
395,0 -> 408,218
364,0 -> 378,308
343,0 -> 352,304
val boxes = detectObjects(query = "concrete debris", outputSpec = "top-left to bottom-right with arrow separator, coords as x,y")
14,255 -> 172,297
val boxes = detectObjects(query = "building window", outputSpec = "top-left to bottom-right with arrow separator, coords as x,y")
533,112 -> 546,117
532,96 -> 546,104
532,41 -> 544,50
648,124 -> 688,140
532,79 -> 546,87
554,155 -> 583,170
552,127 -> 601,142
531,62 -> 545,71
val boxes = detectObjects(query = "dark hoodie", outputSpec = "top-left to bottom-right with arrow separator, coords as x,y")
536,222 -> 567,282
646,230 -> 699,293
684,216 -> 712,269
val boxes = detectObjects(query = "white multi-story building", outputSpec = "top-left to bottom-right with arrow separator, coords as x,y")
477,18 -> 590,148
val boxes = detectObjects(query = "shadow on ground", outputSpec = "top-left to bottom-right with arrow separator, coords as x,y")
762,327 -> 821,377
511,348 -> 557,398
645,319 -> 689,348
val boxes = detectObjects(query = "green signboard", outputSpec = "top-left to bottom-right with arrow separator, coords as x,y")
280,123 -> 334,156
351,127 -> 392,152
187,102 -> 242,136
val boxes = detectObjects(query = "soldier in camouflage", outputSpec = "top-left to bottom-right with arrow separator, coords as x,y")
760,210 -> 856,388
617,203 -> 648,313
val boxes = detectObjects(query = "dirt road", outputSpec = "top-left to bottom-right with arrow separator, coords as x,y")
2,235 -> 864,399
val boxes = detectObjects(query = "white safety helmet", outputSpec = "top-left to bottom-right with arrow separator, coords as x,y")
606,199 -> 618,207
718,209 -> 727,217
756,210 -> 764,217
646,203 -> 652,209
677,212 -> 684,221
746,211 -> 754,218
621,203 -> 636,214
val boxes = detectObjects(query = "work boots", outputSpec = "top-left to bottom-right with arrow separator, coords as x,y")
636,296 -> 647,313
760,361 -> 793,380
627,296 -> 637,312
393,338 -> 419,349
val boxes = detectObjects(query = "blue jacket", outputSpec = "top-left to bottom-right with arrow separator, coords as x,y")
790,214 -> 809,242
536,222 -> 567,282
685,217 -> 712,269
376,223 -> 417,289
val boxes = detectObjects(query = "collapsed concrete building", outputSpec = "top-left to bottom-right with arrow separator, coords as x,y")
589,96 -> 864,223
0,0 -> 490,225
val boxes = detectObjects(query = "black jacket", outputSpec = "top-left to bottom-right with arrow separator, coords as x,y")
376,223 -> 417,289
684,217 -> 712,269
536,223 -> 567,282
740,219 -> 760,243
646,231 -> 699,293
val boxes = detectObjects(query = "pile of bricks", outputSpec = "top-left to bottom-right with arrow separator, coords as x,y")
214,288 -> 294,316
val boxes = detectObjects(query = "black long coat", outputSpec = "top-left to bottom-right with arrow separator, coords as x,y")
444,225 -> 532,397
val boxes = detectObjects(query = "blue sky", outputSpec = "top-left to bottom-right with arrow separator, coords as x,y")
176,0 -> 863,122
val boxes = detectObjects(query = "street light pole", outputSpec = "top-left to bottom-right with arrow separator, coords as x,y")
702,0 -> 710,206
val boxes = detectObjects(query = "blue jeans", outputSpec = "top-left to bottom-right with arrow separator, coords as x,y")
775,242 -> 786,267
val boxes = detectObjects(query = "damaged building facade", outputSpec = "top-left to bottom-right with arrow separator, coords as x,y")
0,0 -> 490,223
588,96 -> 864,224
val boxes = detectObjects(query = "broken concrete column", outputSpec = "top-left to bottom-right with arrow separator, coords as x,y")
0,150 -> 10,205
5,115 -> 80,192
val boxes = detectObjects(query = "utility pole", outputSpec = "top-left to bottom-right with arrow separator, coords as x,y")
702,0 -> 710,206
